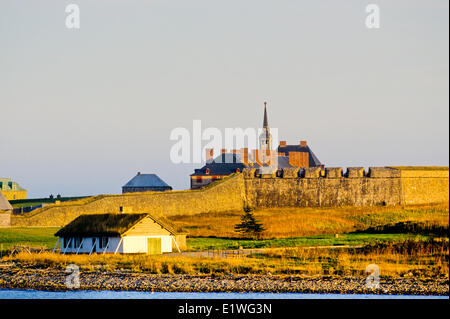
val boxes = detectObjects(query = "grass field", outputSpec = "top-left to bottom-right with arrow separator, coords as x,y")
0,227 -> 59,251
168,203 -> 449,239
9,197 -> 89,209
1,203 -> 448,279
0,204 -> 448,252
4,238 -> 448,278
0,228 -> 439,252
186,233 -> 429,251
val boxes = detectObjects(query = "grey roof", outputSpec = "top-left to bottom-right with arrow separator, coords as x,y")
0,191 -> 13,211
275,156 -> 293,168
192,154 -> 250,176
123,174 -> 171,188
277,145 -> 322,166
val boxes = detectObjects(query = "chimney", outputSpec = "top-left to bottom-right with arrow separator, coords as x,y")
280,141 -> 287,146
205,148 -> 213,161
300,141 -> 307,147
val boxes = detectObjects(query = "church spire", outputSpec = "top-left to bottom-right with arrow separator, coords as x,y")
263,101 -> 269,128
259,101 -> 272,150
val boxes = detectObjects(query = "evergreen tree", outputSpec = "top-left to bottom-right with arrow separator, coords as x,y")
235,207 -> 265,239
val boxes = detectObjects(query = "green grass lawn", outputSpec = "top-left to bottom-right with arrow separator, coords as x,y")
0,227 -> 435,254
0,227 -> 60,251
9,196 -> 89,209
186,233 -> 429,251
10,202 -> 49,209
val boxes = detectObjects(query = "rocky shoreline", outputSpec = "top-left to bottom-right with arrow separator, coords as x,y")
0,266 -> 448,296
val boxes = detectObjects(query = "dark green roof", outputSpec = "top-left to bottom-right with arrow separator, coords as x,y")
54,213 -> 177,237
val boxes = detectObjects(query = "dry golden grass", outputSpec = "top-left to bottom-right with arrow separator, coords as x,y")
4,239 -> 447,278
168,203 -> 449,239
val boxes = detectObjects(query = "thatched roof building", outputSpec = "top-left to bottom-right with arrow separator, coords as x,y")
55,213 -> 185,255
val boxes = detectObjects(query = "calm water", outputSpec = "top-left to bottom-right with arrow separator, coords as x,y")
0,289 -> 447,299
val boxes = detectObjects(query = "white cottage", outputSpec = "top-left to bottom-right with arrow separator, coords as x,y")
54,213 -> 186,254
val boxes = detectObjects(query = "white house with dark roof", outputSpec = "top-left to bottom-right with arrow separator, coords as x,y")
122,172 -> 172,193
54,213 -> 185,254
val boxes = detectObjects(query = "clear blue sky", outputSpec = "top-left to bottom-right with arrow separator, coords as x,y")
0,0 -> 448,198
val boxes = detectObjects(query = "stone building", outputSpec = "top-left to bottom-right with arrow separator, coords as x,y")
122,172 -> 172,193
190,103 -> 323,189
0,178 -> 27,201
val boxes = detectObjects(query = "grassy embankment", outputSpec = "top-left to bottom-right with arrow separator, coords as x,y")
1,204 -> 448,278
169,203 -> 449,243
172,204 -> 449,239
9,197 -> 89,209
1,204 -> 447,251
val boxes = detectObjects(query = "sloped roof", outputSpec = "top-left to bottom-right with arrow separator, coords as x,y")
55,213 -> 177,237
123,173 -> 171,188
0,178 -> 26,191
277,145 -> 322,166
0,191 -> 13,211
190,153 -> 294,176
275,156 -> 293,168
191,153 -> 256,176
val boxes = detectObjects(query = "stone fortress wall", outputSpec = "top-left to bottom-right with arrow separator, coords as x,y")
243,166 -> 449,208
7,167 -> 449,227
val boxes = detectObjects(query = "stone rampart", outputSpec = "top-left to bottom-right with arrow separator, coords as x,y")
8,167 -> 449,227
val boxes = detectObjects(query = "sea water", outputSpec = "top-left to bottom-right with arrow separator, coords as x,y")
0,289 -> 447,299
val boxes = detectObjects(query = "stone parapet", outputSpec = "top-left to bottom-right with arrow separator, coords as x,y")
325,167 -> 343,178
347,167 -> 365,178
304,167 -> 321,178
282,168 -> 300,178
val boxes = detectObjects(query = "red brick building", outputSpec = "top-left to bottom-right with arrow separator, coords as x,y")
190,104 -> 323,189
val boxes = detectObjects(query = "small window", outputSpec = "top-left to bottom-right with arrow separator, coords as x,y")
74,237 -> 82,249
205,168 -> 210,174
99,237 -> 109,249
63,238 -> 74,249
